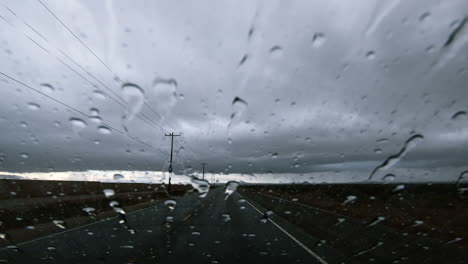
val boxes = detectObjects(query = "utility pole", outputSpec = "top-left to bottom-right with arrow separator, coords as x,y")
165,132 -> 181,193
202,163 -> 206,180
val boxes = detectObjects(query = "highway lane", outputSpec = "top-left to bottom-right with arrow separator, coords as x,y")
243,190 -> 468,264
0,187 -> 343,264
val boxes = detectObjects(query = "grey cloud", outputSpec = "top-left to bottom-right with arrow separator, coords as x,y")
0,0 -> 468,183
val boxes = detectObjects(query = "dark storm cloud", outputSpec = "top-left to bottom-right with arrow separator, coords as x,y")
1,0 -> 468,182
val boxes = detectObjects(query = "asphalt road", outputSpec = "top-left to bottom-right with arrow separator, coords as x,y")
243,190 -> 467,264
0,188 -> 343,264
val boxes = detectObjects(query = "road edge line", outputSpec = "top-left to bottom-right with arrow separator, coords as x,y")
239,193 -> 329,264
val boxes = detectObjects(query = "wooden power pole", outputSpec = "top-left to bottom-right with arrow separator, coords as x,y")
202,163 -> 206,180
165,132 -> 180,192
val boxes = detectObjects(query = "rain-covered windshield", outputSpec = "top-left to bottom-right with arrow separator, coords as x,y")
0,0 -> 467,263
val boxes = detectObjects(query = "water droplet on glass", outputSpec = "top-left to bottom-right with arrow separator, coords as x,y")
113,207 -> 126,214
52,220 -> 66,229
228,97 -> 248,127
224,181 -> 239,199
120,245 -> 134,249
20,121 -> 28,128
393,184 -> 405,192
374,148 -> 383,154
312,33 -> 325,48
426,45 -> 435,53
113,174 -> 124,180
456,171 -> 468,197
353,241 -> 384,256
238,54 -> 249,67
165,216 -> 174,223
164,199 -> 177,211
377,138 -> 389,144
93,90 -> 106,100
269,45 -> 283,59
342,195 -> 357,205
367,216 -> 385,226
121,83 -> 145,132
446,237 -> 462,244
27,102 -> 40,110
98,126 -> 111,135
40,83 -> 55,93
316,240 -> 327,247
411,220 -> 424,227
109,201 -> 119,207
152,77 -> 178,114
271,152 -> 278,159
368,134 -> 423,180
336,217 -> 346,225
192,231 -> 201,236
69,118 -> 87,131
89,108 -> 99,116
366,51 -> 376,60
89,116 -> 102,123
221,213 -> 231,222
82,207 -> 95,215
20,153 -> 29,159
451,110 -> 467,120
382,174 -> 395,183
103,189 -> 115,198
419,12 -> 430,22
190,177 -> 210,198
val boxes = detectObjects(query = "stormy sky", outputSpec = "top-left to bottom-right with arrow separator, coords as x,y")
0,0 -> 468,183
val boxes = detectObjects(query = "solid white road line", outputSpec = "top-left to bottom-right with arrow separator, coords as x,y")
239,193 -> 329,264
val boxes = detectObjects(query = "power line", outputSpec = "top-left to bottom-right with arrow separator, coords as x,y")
18,18 -> 173,154
57,50 -> 126,107
36,0 -> 177,134
57,50 -> 176,135
55,50 -> 171,133
173,137 -> 198,164
0,71 -> 168,155
55,56 -> 167,133
57,49 -> 168,133
4,4 -> 195,165
37,0 -> 116,77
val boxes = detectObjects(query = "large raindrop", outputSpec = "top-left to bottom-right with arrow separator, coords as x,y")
121,83 -> 145,132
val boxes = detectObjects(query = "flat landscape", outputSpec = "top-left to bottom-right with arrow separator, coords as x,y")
1,180 -> 467,263
241,183 -> 468,244
0,179 -> 191,246
240,183 -> 467,262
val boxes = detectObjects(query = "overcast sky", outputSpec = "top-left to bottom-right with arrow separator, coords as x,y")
0,0 -> 467,183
